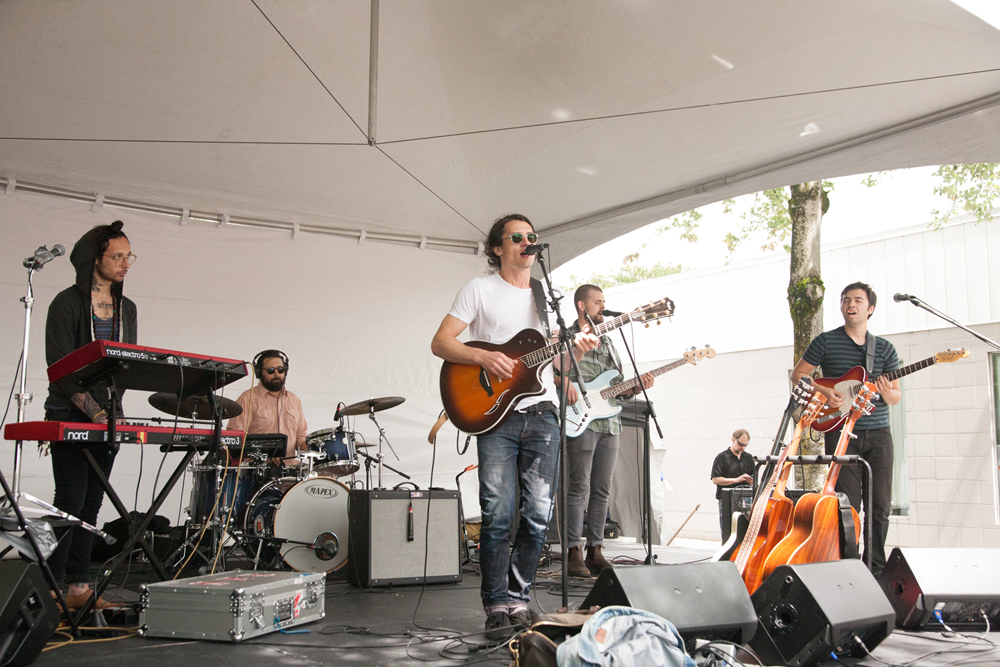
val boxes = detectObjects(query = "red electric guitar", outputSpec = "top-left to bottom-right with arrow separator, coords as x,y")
811,349 -> 968,432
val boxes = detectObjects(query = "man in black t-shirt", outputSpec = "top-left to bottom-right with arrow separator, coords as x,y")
711,429 -> 755,539
791,281 -> 900,574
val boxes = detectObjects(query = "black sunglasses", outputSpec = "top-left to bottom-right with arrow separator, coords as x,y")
264,366 -> 286,374
507,232 -> 538,244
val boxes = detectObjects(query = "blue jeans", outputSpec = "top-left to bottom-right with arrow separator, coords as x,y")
477,410 -> 559,609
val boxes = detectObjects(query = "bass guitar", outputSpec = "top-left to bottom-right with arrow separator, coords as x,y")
439,297 -> 675,434
563,346 -> 714,438
811,349 -> 968,432
760,383 -> 877,580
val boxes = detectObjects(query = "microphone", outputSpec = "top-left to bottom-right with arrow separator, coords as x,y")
602,309 -> 624,317
524,243 -> 549,255
893,293 -> 914,303
22,244 -> 65,270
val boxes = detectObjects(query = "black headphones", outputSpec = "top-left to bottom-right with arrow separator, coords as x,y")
252,349 -> 290,379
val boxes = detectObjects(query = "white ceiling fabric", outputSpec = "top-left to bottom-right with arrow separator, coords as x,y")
2,0 -> 999,266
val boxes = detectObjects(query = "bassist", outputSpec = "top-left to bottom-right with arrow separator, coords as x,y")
431,214 -> 597,643
791,281 -> 900,574
556,284 -> 653,578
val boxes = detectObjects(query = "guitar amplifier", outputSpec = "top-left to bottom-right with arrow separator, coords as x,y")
347,489 -> 462,587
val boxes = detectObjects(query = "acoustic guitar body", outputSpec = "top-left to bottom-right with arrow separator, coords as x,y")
741,495 -> 794,594
439,329 -> 549,435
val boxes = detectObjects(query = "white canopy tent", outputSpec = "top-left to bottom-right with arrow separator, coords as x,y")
2,0 -> 1000,531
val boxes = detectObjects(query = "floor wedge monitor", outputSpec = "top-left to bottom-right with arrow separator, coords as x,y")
750,559 -> 894,667
879,547 -> 1000,630
581,561 -> 756,649
0,561 -> 60,667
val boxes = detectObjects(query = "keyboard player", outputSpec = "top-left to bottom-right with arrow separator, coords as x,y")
43,221 -> 137,611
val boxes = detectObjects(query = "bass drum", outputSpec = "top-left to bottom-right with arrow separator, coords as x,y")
244,476 -> 350,573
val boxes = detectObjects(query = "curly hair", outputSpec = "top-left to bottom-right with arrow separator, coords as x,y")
485,213 -> 533,272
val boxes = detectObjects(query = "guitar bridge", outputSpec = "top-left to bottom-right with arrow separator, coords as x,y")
479,368 -> 494,396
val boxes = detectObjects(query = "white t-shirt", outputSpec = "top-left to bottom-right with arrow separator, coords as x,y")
447,273 -> 556,409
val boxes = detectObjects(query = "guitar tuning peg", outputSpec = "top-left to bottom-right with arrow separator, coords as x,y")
705,344 -> 710,348
690,346 -> 696,351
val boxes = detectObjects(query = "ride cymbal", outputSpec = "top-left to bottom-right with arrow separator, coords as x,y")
148,392 -> 243,419
336,396 -> 405,418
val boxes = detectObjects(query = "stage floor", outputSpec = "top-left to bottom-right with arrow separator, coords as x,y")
31,539 -> 1000,667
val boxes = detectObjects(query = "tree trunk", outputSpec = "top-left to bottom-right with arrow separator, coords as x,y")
787,182 -> 827,491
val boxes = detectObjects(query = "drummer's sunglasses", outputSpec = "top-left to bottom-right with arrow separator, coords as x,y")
264,366 -> 286,374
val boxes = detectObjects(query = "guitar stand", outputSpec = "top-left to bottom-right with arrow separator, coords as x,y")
755,454 -> 874,571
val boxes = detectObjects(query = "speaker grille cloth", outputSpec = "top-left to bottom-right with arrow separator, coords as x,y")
369,497 -> 459,579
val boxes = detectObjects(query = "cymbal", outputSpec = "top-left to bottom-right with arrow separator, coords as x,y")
336,396 -> 405,418
148,392 -> 243,420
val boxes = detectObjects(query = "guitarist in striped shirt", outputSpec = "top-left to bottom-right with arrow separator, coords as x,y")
791,282 -> 900,574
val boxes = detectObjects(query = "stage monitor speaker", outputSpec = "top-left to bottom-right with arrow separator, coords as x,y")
879,547 -> 1000,630
581,562 -> 756,649
750,559 -> 894,667
0,561 -> 60,667
347,489 -> 462,587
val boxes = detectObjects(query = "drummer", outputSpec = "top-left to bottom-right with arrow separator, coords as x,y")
227,349 -> 308,467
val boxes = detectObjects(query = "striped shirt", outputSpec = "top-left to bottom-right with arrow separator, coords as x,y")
92,314 -> 119,342
556,320 -> 625,435
802,326 -> 899,430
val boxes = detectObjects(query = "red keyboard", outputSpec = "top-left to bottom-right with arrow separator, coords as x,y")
4,421 -> 245,450
47,340 -> 247,395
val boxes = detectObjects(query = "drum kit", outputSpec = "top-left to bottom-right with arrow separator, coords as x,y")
150,393 -> 410,575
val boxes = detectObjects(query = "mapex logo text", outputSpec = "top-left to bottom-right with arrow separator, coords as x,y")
106,348 -> 149,360
305,485 -> 337,499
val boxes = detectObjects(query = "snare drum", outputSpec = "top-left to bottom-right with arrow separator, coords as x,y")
188,462 -> 262,527
306,427 -> 359,477
243,476 -> 350,572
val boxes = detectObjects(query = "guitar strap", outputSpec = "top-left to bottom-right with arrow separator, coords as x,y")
529,278 -> 552,339
837,492 -> 859,559
865,332 -> 877,375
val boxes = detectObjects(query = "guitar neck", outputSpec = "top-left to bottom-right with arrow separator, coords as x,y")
525,313 -> 638,369
822,413 -> 860,495
879,356 -> 936,384
601,358 -> 686,399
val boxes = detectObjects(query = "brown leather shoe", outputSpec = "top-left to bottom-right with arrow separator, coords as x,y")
64,589 -> 123,611
585,545 -> 613,575
566,545 -> 591,578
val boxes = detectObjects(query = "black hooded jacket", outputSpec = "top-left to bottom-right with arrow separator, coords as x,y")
44,222 -> 138,412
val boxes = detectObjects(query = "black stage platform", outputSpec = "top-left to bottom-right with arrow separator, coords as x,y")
28,541 -> 1000,667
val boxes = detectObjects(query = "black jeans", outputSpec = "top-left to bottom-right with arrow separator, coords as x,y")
824,427 -> 893,574
45,407 -> 117,587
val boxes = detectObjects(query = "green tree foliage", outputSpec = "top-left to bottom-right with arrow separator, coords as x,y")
565,252 -> 685,290
930,163 -> 1000,228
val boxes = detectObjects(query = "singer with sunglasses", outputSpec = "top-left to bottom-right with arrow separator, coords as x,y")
432,214 -> 598,643
43,220 -> 138,611
227,349 -> 308,465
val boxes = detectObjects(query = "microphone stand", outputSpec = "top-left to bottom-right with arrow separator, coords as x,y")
12,265 -> 37,494
532,248 -> 588,610
616,327 -> 664,565
899,295 -> 1000,351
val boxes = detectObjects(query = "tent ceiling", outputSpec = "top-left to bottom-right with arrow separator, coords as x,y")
2,0 -> 999,265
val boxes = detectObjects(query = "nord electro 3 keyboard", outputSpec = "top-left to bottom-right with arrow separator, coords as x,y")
47,340 -> 247,395
3,421 -> 246,452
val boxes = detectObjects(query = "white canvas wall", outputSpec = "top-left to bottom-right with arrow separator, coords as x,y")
0,191 -> 489,527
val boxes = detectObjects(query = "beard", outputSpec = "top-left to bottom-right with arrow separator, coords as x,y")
262,376 -> 285,392
95,261 -> 122,283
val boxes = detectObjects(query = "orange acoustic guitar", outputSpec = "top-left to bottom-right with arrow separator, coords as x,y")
439,297 -> 674,434
732,386 -> 828,594
811,349 -> 968,433
759,383 -> 878,581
